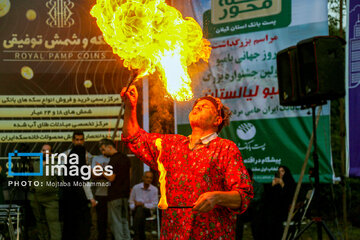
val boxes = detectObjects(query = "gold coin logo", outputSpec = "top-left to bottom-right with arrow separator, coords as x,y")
21,66 -> 34,80
0,0 -> 10,18
26,9 -> 36,21
84,80 -> 93,88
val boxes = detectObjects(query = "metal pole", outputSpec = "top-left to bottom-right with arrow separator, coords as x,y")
281,106 -> 322,240
312,106 -> 323,240
340,0 -> 344,35
339,1 -> 349,239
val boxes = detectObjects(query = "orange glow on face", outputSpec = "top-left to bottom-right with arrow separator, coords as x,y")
90,0 -> 211,101
155,138 -> 168,210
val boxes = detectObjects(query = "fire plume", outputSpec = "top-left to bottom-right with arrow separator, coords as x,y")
155,138 -> 168,210
90,0 -> 211,101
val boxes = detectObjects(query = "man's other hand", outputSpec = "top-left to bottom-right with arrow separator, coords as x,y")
120,85 -> 138,109
192,192 -> 218,213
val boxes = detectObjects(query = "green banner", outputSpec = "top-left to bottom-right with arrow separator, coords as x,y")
178,115 -> 333,183
174,0 -> 333,183
203,0 -> 291,39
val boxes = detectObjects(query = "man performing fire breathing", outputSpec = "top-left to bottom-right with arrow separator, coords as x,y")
121,86 -> 253,239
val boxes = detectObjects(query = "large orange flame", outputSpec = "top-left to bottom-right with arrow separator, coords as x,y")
90,0 -> 211,101
155,138 -> 168,210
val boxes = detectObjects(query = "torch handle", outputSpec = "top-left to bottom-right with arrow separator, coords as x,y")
111,72 -> 138,141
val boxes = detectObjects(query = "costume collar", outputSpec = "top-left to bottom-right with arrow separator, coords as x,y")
141,183 -> 151,190
199,132 -> 218,144
187,132 -> 218,145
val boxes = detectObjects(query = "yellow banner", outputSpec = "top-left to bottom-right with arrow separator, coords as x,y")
0,106 -> 121,118
0,131 -> 121,143
0,119 -> 122,130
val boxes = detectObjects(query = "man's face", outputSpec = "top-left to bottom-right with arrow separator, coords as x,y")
189,99 -> 220,130
72,134 -> 85,146
41,144 -> 51,157
99,144 -> 112,157
143,172 -> 153,185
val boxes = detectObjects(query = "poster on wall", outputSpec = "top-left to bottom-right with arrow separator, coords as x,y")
0,0 -> 133,156
346,0 -> 360,177
174,0 -> 334,183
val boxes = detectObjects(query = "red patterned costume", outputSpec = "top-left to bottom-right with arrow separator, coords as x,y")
123,129 -> 253,239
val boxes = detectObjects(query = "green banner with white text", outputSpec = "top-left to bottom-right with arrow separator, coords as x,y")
174,0 -> 334,183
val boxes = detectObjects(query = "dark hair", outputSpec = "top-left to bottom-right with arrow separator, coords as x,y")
247,168 -> 254,180
41,143 -> 52,151
193,95 -> 232,133
72,130 -> 84,139
144,171 -> 154,177
279,165 -> 295,186
98,138 -> 116,148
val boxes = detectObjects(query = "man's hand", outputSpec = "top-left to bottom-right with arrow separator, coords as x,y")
192,192 -> 218,213
103,172 -> 116,182
90,199 -> 97,208
135,200 -> 144,207
121,85 -> 138,109
121,84 -> 141,138
193,191 -> 241,212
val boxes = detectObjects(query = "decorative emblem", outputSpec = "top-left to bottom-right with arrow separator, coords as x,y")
236,122 -> 256,141
46,0 -> 75,28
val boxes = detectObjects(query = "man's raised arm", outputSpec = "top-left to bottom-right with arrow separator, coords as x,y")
121,85 -> 141,138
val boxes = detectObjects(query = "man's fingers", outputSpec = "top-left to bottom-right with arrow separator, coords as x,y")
193,194 -> 205,206
193,200 -> 211,212
121,85 -> 137,99
193,196 -> 206,211
120,87 -> 127,97
128,85 -> 134,94
192,202 -> 203,211
197,203 -> 210,213
193,192 -> 217,213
